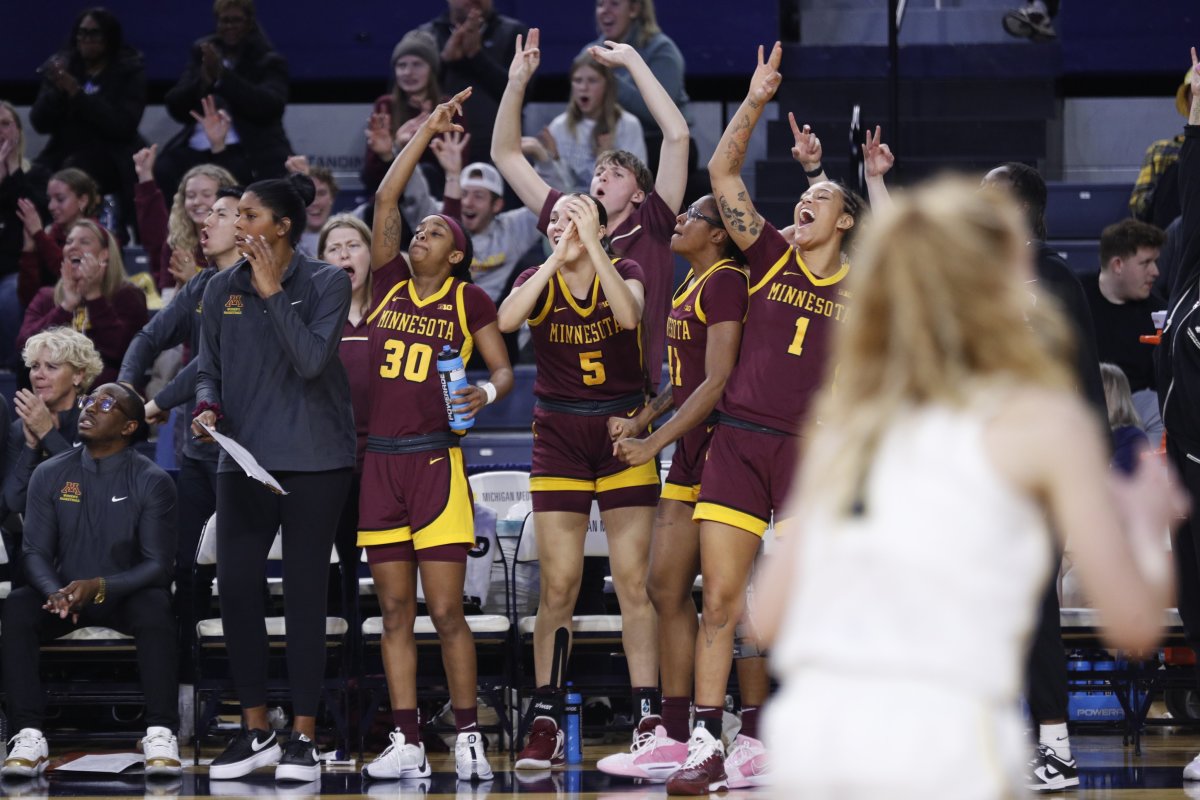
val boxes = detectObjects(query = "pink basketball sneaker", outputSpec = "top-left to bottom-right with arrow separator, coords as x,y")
597,722 -> 689,782
724,734 -> 769,789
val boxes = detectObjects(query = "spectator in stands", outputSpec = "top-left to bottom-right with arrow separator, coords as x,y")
1083,218 -> 1166,444
16,168 -> 101,307
0,329 -> 97,593
18,220 -> 148,387
362,30 -> 460,202
1002,0 -> 1059,41
29,8 -> 146,237
982,161 -> 1106,792
524,53 -> 647,194
285,156 -> 338,260
0,102 -> 48,365
321,213 -> 372,652
454,162 -> 541,303
1,383 -> 180,780
157,0 -> 291,195
1159,50 -> 1200,785
415,0 -> 528,167
1102,363 -> 1149,474
1130,69 -> 1193,228
135,102 -> 239,294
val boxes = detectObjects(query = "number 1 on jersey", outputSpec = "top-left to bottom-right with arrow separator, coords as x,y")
787,317 -> 811,357
667,345 -> 683,387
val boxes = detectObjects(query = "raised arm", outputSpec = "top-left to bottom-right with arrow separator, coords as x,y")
590,42 -> 689,212
708,43 -> 783,253
569,197 -> 643,329
372,87 -> 472,269
863,125 -> 895,212
490,29 -> 552,215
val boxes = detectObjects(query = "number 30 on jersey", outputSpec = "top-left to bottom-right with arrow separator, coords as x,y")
380,339 -> 433,382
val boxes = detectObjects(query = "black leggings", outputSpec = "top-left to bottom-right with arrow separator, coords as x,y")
1024,551 -> 1068,722
216,469 -> 351,716
176,455 -> 218,683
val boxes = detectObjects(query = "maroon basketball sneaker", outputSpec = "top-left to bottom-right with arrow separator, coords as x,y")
665,727 -> 728,795
514,717 -> 565,770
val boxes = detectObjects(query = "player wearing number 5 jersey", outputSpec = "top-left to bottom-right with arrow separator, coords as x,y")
665,43 -> 870,796
358,89 -> 514,784
499,190 -> 660,769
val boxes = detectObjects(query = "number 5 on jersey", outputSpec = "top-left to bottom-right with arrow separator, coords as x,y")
579,350 -> 606,386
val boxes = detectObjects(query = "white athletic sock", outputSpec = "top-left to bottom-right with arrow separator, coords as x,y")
1039,722 -> 1071,761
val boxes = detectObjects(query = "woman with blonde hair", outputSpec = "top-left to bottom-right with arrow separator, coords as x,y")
18,219 -> 147,386
2,328 -> 102,575
16,167 -> 102,306
133,141 -> 237,292
1101,362 -> 1150,474
753,178 -> 1186,799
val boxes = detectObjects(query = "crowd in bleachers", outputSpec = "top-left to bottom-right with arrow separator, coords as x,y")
0,0 -> 1195,795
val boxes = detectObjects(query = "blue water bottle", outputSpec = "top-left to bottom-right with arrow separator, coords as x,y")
438,345 -> 474,431
564,683 -> 583,765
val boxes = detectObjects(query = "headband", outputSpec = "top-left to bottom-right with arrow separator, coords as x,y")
435,214 -> 467,255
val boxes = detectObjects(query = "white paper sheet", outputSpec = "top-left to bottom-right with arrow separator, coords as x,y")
53,753 -> 144,773
199,421 -> 288,495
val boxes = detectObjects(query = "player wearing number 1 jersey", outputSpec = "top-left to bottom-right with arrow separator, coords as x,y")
499,191 -> 660,769
358,91 -> 514,785
665,44 -> 869,796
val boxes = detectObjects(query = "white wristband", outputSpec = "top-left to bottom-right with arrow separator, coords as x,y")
479,381 -> 497,405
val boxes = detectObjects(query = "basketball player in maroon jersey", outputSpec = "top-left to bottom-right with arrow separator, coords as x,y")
665,43 -> 871,795
498,190 -> 660,768
492,28 -> 689,389
595,194 -> 749,781
358,89 -> 514,784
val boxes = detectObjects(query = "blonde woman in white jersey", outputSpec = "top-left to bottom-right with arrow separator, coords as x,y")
752,178 -> 1187,800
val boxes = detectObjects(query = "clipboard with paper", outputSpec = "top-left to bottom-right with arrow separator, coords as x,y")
198,421 -> 288,495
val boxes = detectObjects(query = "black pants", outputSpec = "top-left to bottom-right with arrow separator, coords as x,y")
215,469 -> 351,716
1024,551 -> 1068,722
1168,440 -> 1200,653
330,473 -> 362,671
176,455 -> 218,683
1,585 -> 178,731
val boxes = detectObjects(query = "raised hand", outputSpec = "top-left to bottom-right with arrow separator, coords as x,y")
1191,47 -> 1200,102
200,42 -> 223,85
457,8 -> 485,58
789,114 -> 822,171
508,28 -> 541,86
243,234 -> 285,298
14,388 -> 57,443
430,130 -> 471,175
588,40 -> 638,70
365,111 -> 394,159
425,87 -> 472,137
190,94 -> 232,152
284,154 -> 310,175
58,260 -> 82,310
76,251 -> 106,300
863,125 -> 895,179
394,114 -> 429,151
565,195 -> 602,242
132,144 -> 158,184
168,247 -> 198,285
0,139 -> 12,181
16,197 -> 44,237
748,42 -> 783,108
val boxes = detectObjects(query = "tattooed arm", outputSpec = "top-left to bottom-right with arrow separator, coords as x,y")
371,88 -> 472,270
708,42 -> 783,253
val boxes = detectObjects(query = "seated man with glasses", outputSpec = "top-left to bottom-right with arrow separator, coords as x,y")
1,384 -> 180,780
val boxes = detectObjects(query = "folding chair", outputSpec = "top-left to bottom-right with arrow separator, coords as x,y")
192,514 -> 350,759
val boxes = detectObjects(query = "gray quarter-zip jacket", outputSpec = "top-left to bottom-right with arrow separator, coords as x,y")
22,445 -> 177,599
195,252 -> 356,474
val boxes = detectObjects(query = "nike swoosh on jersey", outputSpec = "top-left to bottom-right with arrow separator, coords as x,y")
111,495 -> 128,502
291,300 -> 303,305
553,306 -> 568,312
429,456 -> 445,465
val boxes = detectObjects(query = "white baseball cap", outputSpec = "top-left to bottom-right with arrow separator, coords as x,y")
460,162 -> 505,197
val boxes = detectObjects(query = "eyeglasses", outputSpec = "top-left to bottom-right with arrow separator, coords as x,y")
78,394 -> 126,415
686,205 -> 722,228
76,27 -> 104,40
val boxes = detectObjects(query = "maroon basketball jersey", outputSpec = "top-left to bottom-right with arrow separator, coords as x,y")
367,255 -> 497,438
667,259 -> 748,409
515,258 -> 647,401
718,223 -> 851,434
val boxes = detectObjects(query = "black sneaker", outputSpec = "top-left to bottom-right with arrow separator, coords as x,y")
275,733 -> 321,783
209,729 -> 281,780
1027,744 -> 1080,792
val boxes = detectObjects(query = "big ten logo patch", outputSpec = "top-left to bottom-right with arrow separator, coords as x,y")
224,295 -> 244,315
59,481 -> 82,503
437,303 -> 453,311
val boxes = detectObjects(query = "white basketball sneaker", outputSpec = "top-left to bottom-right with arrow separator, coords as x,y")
362,729 -> 430,781
453,731 -> 493,781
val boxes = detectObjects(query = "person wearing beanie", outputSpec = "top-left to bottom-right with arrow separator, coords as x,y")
1129,67 -> 1194,226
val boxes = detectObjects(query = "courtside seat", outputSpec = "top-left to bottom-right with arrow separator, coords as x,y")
1047,241 -> 1101,277
516,614 -> 624,644
362,614 -> 510,640
1059,607 -> 1184,638
197,617 -> 348,638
